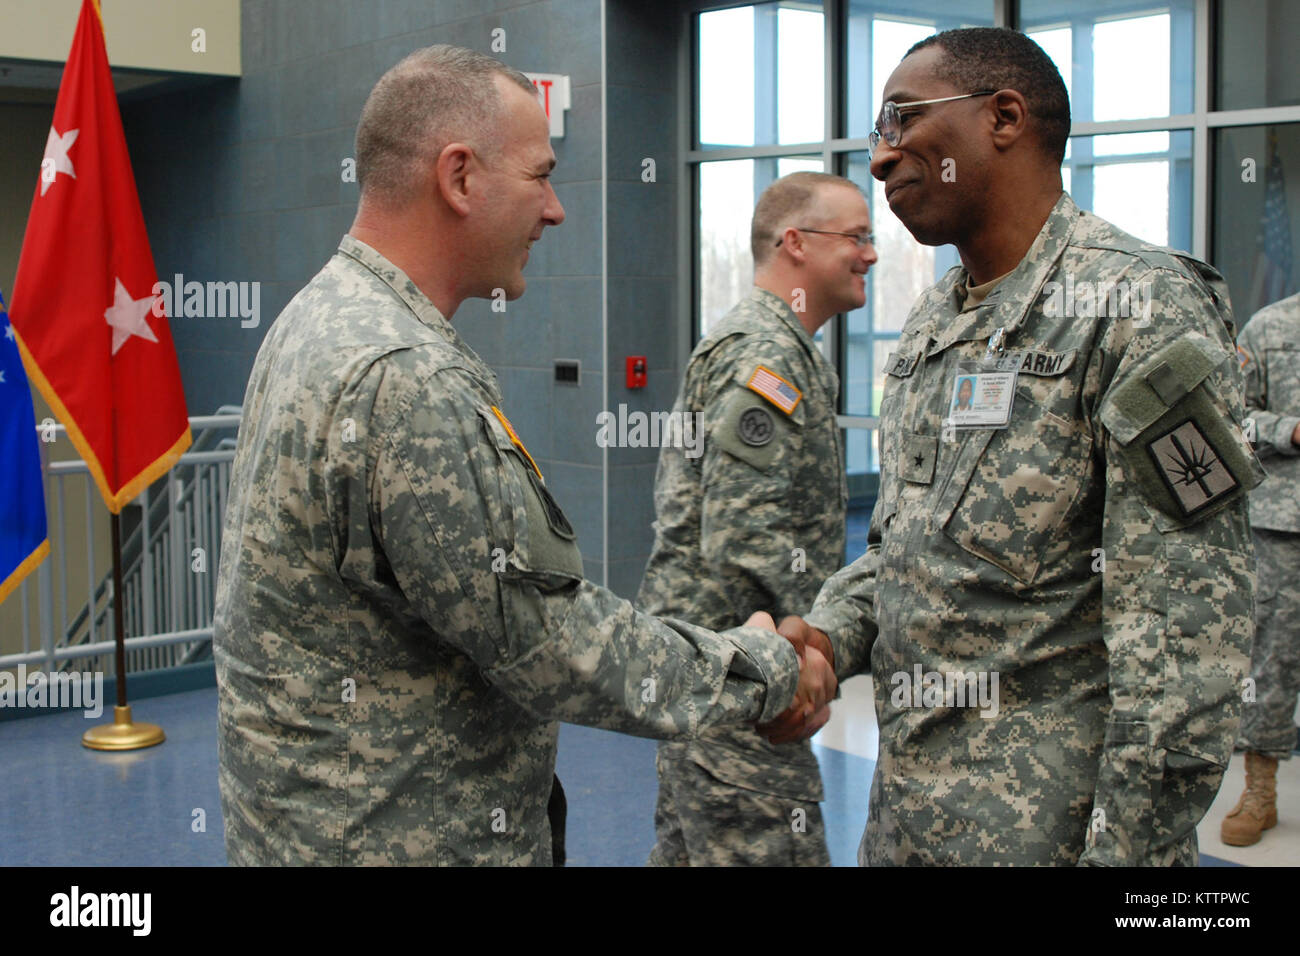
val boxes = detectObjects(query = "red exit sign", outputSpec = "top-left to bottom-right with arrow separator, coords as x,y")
523,72 -> 571,138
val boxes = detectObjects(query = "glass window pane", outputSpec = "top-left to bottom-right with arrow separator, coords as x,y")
698,2 -> 825,148
1066,130 -> 1193,252
698,8 -> 754,147
845,1 -> 995,141
1094,131 -> 1170,157
1021,1 -> 1196,121
841,149 -> 956,469
1213,124 -> 1300,323
1027,25 -> 1072,108
1093,14 -> 1170,122
697,156 -> 824,337
844,428 -> 880,506
1216,0 -> 1300,111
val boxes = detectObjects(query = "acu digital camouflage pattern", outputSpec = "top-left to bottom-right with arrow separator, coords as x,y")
638,287 -> 845,866
212,236 -> 802,866
1237,529 -> 1300,759
804,193 -> 1264,866
1238,292 -> 1300,532
1235,293 -> 1300,759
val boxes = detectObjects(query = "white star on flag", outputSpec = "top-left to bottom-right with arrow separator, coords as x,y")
104,277 -> 159,355
3,323 -> 14,341
40,126 -> 79,197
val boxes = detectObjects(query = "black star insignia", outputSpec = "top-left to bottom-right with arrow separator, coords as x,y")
913,453 -> 924,468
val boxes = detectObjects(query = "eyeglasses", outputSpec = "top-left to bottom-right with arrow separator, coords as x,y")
775,227 -> 876,249
868,91 -> 996,157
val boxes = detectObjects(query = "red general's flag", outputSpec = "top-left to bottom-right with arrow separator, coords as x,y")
10,0 -> 190,514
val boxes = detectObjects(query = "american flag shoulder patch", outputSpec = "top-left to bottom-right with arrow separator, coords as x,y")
746,365 -> 802,415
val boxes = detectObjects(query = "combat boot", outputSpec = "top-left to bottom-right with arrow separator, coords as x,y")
1220,752 -> 1279,846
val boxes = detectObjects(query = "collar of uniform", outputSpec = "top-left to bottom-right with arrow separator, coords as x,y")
748,286 -> 828,369
335,235 -> 501,393
336,234 -> 459,338
927,192 -> 1081,358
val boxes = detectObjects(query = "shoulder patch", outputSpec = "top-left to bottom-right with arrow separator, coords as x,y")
712,388 -> 798,473
1099,336 -> 1265,529
1146,419 -> 1240,517
491,405 -> 542,480
1236,345 -> 1252,371
746,365 -> 802,415
737,405 -> 776,446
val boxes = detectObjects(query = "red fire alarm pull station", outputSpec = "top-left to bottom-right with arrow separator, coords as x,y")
626,356 -> 647,389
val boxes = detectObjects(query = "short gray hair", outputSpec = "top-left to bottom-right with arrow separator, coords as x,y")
751,172 -> 862,266
355,44 -> 537,204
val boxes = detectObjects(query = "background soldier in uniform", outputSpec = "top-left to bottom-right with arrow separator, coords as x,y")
1221,290 -> 1300,846
638,172 -> 876,866
212,45 -> 835,866
775,27 -> 1264,865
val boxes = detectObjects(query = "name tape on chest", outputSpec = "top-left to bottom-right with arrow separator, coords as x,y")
984,348 -> 1076,377
746,365 -> 802,415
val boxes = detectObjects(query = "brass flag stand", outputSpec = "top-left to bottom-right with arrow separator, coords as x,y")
81,511 -> 165,750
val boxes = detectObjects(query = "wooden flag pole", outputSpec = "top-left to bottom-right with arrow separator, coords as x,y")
81,511 -> 164,750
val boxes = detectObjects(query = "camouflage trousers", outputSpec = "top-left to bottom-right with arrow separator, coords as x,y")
647,748 -> 831,867
1237,528 -> 1300,759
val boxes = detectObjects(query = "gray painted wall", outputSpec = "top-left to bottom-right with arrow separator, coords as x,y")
119,0 -> 683,596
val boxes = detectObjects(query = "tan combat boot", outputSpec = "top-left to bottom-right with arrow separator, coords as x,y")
1220,752 -> 1279,846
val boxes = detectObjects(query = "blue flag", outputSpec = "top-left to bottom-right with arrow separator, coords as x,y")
0,288 -> 49,604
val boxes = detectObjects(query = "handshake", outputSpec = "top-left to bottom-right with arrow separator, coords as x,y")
745,612 -> 836,746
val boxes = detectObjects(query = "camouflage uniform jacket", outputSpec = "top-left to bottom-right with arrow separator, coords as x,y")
637,287 -> 846,800
1238,291 -> 1300,531
803,194 -> 1264,866
212,236 -> 801,866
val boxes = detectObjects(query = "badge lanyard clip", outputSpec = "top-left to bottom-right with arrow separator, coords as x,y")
984,326 -> 1006,367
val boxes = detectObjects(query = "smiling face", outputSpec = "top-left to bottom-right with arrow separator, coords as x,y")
801,183 -> 878,317
869,45 -> 990,247
469,76 -> 566,300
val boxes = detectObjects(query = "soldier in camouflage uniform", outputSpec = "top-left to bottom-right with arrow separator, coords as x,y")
212,46 -> 835,866
639,172 -> 876,866
776,28 -> 1265,865
1221,290 -> 1300,846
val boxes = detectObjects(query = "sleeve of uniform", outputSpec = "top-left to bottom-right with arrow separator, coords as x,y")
802,507 -> 880,680
1081,265 -> 1264,866
370,364 -> 801,735
695,341 -> 812,623
1240,316 -> 1300,458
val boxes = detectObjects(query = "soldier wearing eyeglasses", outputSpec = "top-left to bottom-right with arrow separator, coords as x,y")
776,27 -> 1264,866
638,171 -> 877,866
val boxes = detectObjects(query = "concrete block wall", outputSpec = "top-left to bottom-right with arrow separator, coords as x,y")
121,0 -> 685,594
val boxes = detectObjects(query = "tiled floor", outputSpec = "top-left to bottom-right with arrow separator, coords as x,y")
2,677 -> 1294,866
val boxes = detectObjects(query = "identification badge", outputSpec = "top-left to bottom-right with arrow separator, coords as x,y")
948,328 -> 1018,429
949,364 -> 1016,428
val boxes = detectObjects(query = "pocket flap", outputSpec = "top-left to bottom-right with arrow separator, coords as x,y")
1099,336 -> 1227,445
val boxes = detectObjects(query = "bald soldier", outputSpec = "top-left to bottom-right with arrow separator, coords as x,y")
212,45 -> 835,866
639,172 -> 875,866
776,27 -> 1264,865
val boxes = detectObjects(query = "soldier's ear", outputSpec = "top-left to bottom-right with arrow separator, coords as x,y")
435,142 -> 475,217
989,89 -> 1029,151
776,226 -> 806,263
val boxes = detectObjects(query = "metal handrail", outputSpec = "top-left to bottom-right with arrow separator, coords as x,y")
0,408 -> 241,676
